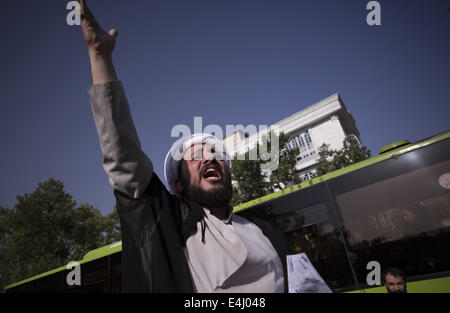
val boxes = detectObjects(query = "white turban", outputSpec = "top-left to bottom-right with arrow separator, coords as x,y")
164,133 -> 232,197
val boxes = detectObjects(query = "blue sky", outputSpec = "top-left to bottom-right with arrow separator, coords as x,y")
1,0 -> 449,215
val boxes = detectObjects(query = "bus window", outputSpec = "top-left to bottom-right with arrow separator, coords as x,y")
238,184 -> 357,291
110,252 -> 122,293
83,258 -> 109,292
336,159 -> 450,286
11,272 -> 62,293
275,203 -> 353,291
276,203 -> 331,257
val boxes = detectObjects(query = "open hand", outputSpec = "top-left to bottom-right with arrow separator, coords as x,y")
77,0 -> 118,57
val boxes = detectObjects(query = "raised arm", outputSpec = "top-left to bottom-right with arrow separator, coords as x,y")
78,0 -> 153,198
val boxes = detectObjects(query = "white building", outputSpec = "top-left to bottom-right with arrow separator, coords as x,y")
223,93 -> 361,182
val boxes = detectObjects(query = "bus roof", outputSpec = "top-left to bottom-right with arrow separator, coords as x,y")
232,129 -> 450,213
4,241 -> 122,291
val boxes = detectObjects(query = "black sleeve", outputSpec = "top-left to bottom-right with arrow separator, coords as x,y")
113,174 -> 195,292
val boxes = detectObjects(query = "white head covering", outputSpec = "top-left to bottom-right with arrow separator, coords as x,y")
164,133 -> 232,197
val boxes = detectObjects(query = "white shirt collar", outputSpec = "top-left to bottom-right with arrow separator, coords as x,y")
203,207 -> 234,224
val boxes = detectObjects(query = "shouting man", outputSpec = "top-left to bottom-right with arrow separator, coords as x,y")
77,0 -> 291,292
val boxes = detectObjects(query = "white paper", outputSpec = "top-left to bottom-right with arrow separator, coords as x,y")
287,252 -> 333,293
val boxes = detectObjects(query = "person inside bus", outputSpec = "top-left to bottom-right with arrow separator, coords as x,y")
383,268 -> 407,293
76,0 -> 294,292
398,203 -> 434,237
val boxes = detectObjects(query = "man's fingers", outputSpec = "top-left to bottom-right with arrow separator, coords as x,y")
78,0 -> 87,12
75,0 -> 86,13
80,4 -> 101,31
78,0 -> 95,24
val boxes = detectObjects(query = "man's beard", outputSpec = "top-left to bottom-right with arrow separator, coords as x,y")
181,172 -> 233,209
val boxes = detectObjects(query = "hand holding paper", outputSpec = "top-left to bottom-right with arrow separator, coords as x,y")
287,253 -> 332,293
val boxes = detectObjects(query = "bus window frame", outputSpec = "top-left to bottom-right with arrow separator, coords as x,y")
327,138 -> 450,290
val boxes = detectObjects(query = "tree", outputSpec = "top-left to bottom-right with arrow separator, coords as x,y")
231,145 -> 270,206
103,207 -> 122,244
230,132 -> 301,206
0,206 -> 13,291
0,178 -> 120,290
267,132 -> 301,191
316,135 -> 371,176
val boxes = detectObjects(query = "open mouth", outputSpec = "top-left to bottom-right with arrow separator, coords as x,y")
202,166 -> 222,182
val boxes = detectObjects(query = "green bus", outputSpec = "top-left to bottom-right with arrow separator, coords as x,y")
5,130 -> 450,293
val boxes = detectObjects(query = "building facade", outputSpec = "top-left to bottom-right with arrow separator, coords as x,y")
223,93 -> 361,183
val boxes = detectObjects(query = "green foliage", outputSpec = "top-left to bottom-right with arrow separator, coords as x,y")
267,132 -> 301,191
103,207 -> 122,244
230,132 -> 301,206
316,135 -> 371,176
0,178 -> 120,291
231,145 -> 269,206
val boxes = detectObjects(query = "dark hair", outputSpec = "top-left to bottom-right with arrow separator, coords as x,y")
383,267 -> 406,283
